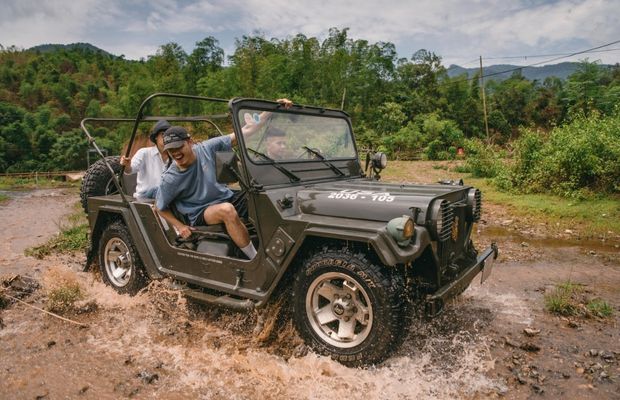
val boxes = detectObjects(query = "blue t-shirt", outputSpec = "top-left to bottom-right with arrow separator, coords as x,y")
156,136 -> 233,225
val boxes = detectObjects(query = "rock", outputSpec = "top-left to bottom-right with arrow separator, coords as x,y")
576,367 -> 585,374
601,352 -> 615,362
503,337 -> 519,348
567,320 -> 579,329
531,384 -> 544,394
46,340 -> 56,348
565,229 -> 574,234
75,300 -> 98,314
523,328 -> 541,337
562,372 -> 571,379
501,220 -> 514,226
520,242 -> 529,247
137,371 -> 158,384
78,385 -> 89,395
520,342 -> 541,352
599,371 -> 609,380
588,250 -> 596,255
589,349 -> 599,357
516,373 -> 527,384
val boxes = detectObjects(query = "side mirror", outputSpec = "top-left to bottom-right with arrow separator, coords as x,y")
215,151 -> 240,184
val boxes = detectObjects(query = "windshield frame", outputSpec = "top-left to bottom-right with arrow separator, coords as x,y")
230,98 -> 362,188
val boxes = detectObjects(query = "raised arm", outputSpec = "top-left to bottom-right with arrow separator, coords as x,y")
229,98 -> 292,147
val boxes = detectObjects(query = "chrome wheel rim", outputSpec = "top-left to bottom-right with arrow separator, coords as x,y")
306,272 -> 373,348
103,238 -> 132,287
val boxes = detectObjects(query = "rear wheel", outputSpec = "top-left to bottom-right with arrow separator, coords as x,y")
80,156 -> 121,213
98,221 -> 147,295
292,247 -> 406,366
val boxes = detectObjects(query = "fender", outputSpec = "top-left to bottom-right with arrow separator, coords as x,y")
296,225 -> 432,267
86,198 -> 163,280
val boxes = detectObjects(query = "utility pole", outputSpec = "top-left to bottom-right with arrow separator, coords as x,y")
479,56 -> 490,140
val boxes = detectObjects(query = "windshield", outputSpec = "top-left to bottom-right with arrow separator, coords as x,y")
238,108 -> 356,163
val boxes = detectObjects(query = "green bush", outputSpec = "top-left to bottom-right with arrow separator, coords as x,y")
462,138 -> 504,178
509,112 -> 620,196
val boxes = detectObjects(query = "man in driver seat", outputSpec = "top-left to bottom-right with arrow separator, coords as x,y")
264,127 -> 289,159
155,99 -> 292,260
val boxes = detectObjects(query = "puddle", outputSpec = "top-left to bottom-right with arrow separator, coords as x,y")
482,225 -> 618,253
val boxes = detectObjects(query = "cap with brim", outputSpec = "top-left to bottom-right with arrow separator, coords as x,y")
163,126 -> 190,151
149,120 -> 171,143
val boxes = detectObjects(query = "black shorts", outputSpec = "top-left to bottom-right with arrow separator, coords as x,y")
193,191 -> 248,226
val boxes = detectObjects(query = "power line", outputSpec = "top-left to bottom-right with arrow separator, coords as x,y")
440,39 -> 620,87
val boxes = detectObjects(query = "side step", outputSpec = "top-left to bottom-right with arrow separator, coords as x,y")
183,289 -> 256,311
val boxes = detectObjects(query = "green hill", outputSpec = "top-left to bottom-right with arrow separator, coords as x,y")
446,62 -> 615,81
28,42 -> 114,57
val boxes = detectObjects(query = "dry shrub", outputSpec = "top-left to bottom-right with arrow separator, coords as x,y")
43,267 -> 83,314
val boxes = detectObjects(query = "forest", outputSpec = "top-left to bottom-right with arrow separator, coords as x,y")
1,28 -> 619,197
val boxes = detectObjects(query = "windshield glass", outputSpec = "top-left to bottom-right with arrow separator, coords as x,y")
238,108 -> 356,162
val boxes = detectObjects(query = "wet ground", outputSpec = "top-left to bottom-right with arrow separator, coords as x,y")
0,186 -> 619,399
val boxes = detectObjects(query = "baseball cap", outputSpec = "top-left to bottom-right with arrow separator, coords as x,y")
149,120 -> 171,143
163,126 -> 191,150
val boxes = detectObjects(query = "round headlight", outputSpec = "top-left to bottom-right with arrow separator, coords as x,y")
372,152 -> 387,170
387,215 -> 415,247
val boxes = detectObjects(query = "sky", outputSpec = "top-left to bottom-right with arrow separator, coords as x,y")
1,0 -> 619,68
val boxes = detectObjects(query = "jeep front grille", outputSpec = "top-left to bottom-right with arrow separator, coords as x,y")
438,200 -> 455,242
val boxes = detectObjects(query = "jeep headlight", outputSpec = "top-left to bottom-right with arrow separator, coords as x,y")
466,188 -> 482,222
387,215 -> 414,246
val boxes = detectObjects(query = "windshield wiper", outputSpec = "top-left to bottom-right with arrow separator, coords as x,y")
301,146 -> 345,177
246,147 -> 301,182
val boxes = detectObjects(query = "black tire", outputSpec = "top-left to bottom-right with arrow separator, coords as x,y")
98,221 -> 147,295
292,247 -> 406,366
80,156 -> 122,213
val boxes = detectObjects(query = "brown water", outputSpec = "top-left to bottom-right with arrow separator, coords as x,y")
2,189 -> 619,399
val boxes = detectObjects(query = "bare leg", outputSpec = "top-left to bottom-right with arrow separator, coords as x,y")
203,203 -> 250,248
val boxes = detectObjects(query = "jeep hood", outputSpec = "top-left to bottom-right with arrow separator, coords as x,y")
296,180 -> 469,223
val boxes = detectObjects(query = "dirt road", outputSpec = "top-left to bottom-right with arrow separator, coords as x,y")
0,186 -> 618,399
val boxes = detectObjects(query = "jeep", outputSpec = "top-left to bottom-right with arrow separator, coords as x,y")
81,93 -> 498,366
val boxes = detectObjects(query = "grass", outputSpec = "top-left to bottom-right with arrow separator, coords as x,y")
0,193 -> 9,204
43,267 -> 84,314
467,177 -> 620,237
47,283 -> 83,313
25,203 -> 89,259
0,176 -> 79,190
382,160 -> 620,238
544,280 -> 614,319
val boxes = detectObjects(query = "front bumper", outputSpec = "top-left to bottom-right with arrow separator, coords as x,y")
425,243 -> 499,317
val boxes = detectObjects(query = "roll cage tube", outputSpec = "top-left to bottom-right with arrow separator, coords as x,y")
80,93 -> 230,203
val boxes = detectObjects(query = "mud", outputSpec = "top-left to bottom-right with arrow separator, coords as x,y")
0,188 -> 619,399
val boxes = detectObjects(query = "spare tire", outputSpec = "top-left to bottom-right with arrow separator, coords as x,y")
80,156 -> 122,213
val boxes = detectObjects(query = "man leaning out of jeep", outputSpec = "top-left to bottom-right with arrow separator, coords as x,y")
155,98 -> 292,260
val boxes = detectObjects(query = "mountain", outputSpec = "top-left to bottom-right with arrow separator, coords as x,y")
27,42 -> 114,57
446,61 -> 616,82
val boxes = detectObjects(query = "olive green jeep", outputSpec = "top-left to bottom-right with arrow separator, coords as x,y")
80,93 -> 498,366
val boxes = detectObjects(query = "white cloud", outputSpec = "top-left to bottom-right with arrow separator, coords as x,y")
1,0 -> 619,65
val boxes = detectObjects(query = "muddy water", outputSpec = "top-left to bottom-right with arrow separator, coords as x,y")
2,190 -> 619,399
0,190 -> 506,399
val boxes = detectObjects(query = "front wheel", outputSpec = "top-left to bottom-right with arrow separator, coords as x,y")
98,221 -> 147,295
292,247 -> 406,366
